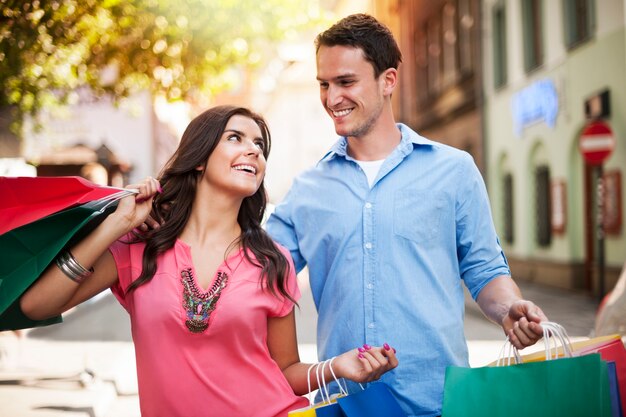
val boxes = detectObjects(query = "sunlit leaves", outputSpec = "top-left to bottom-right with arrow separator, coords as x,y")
0,0 -> 327,132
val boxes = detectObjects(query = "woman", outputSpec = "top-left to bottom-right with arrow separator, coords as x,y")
20,105 -> 398,416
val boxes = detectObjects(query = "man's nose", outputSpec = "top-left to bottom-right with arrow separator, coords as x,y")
326,85 -> 342,107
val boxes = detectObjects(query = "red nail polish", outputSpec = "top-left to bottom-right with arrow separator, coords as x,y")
358,353 -> 365,359
157,184 -> 163,193
363,344 -> 371,350
358,347 -> 365,353
383,343 -> 390,351
393,348 -> 397,353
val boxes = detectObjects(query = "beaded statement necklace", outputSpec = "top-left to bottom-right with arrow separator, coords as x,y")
181,268 -> 229,333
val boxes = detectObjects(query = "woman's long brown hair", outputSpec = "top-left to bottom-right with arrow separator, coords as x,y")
126,105 -> 294,303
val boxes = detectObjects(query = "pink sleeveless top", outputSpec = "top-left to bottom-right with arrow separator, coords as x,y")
110,238 -> 308,417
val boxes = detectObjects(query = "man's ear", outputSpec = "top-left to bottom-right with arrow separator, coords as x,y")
381,68 -> 398,97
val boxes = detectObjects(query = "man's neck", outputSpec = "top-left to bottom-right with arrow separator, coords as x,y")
346,119 -> 402,161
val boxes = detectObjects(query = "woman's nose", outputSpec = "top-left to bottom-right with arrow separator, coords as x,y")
244,141 -> 261,156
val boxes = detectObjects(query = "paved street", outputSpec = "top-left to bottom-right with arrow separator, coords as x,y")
0,278 -> 601,417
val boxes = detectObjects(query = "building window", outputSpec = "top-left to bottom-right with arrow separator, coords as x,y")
535,165 -> 551,246
415,28 -> 429,106
458,0 -> 476,76
521,0 -> 543,72
492,3 -> 507,88
503,173 -> 515,244
563,0 -> 595,49
427,18 -> 442,95
441,2 -> 458,88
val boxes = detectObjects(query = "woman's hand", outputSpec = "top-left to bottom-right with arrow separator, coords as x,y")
332,343 -> 398,383
110,176 -> 161,234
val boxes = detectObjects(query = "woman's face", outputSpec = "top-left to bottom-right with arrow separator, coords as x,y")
202,114 -> 267,198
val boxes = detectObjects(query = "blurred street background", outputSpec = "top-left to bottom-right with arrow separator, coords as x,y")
1,0 -> 626,415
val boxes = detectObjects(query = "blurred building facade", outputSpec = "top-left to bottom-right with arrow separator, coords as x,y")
18,90 -> 179,185
373,0 -> 625,295
480,0 -> 625,294
372,0 -> 485,172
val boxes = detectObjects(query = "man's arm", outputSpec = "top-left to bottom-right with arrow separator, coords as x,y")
265,183 -> 307,273
476,275 -> 548,350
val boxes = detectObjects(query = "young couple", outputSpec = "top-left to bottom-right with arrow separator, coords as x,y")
21,13 -> 546,417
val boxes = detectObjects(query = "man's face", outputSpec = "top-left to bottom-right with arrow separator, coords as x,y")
316,45 -> 385,139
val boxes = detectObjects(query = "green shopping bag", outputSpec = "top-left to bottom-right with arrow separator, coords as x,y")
0,201 -> 117,330
442,322 -> 613,417
442,354 -> 612,416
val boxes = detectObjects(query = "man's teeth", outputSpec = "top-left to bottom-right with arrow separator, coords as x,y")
333,109 -> 351,117
233,165 -> 256,174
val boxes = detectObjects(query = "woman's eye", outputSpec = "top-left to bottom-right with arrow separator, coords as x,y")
254,141 -> 265,150
227,134 -> 240,142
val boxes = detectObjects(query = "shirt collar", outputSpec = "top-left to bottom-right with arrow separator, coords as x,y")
319,123 -> 434,163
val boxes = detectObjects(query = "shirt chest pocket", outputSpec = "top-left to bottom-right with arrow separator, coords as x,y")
393,189 -> 446,243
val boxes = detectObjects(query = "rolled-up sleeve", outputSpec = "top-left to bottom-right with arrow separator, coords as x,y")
455,153 -> 511,300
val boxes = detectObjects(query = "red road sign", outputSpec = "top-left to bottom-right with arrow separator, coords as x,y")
579,120 -> 616,165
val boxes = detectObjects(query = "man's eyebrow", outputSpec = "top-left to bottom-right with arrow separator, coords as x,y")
316,74 -> 357,82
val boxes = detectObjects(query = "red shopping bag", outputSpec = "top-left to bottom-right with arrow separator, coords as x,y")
0,176 -> 130,236
572,335 -> 626,416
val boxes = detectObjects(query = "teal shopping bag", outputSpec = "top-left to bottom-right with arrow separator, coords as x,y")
442,353 -> 612,417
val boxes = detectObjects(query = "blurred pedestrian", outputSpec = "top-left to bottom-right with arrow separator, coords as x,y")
20,105 -> 398,417
595,261 -> 626,340
266,14 -> 547,417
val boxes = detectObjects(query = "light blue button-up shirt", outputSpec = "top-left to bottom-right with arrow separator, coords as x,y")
266,124 -> 511,417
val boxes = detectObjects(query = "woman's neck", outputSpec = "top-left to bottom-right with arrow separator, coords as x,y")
181,194 -> 242,249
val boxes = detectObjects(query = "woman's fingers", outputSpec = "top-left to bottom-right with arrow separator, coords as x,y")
115,177 -> 162,232
357,343 -> 398,381
133,176 -> 161,203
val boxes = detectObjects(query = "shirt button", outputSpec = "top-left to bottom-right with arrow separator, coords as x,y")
365,202 -> 372,209
368,322 -> 375,329
365,242 -> 372,249
367,283 -> 374,289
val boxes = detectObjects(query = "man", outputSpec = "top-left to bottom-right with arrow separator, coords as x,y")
266,13 -> 547,417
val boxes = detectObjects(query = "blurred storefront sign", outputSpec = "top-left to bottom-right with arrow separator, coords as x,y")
511,79 -> 559,136
551,179 -> 567,234
603,170 -> 622,235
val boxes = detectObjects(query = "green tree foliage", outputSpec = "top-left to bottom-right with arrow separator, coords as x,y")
0,0 -> 327,131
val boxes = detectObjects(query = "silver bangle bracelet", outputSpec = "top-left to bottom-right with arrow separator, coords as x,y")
55,250 -> 94,284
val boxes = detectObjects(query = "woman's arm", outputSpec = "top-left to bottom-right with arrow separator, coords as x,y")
20,177 -> 160,320
267,310 -> 398,396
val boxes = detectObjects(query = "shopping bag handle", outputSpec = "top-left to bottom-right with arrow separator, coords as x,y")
541,321 -> 573,359
496,321 -> 573,366
306,362 -> 318,405
327,357 -> 349,395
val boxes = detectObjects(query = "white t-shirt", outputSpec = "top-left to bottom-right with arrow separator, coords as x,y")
355,159 -> 385,187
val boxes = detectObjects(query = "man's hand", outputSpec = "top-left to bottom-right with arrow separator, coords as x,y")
137,214 -> 161,232
502,300 -> 548,350
476,276 -> 550,350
